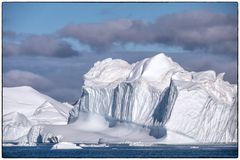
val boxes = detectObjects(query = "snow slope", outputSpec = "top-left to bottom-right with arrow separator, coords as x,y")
69,53 -> 237,143
3,86 -> 73,142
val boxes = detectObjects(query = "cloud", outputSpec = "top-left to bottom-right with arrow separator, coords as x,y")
3,34 -> 79,57
3,70 -> 52,90
2,10 -> 237,102
59,19 -> 141,51
3,56 -> 89,102
59,10 -> 237,56
3,50 -> 237,103
3,31 -> 17,40
167,52 -> 237,83
3,42 -> 20,56
151,11 -> 237,56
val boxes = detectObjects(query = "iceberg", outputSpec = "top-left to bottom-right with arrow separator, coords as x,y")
3,53 -> 237,145
51,142 -> 82,150
69,53 -> 237,143
3,86 -> 73,142
3,112 -> 32,141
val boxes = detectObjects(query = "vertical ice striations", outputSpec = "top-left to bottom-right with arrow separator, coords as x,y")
69,53 -> 237,143
166,72 -> 237,143
69,54 -> 183,126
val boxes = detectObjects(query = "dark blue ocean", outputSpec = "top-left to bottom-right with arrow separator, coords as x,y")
2,144 -> 238,158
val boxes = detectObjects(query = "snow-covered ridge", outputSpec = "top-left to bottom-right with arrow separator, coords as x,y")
3,86 -> 73,142
69,53 -> 237,143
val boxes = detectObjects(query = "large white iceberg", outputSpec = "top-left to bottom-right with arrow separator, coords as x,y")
68,53 -> 237,143
3,53 -> 237,145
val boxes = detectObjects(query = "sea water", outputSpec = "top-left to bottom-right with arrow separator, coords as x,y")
2,144 -> 238,158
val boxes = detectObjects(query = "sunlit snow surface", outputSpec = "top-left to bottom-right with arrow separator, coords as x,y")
3,86 -> 73,142
3,53 -> 237,146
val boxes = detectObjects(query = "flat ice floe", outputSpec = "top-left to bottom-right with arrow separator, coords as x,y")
51,142 -> 82,150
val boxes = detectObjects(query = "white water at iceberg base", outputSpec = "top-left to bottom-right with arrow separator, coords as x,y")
3,53 -> 237,146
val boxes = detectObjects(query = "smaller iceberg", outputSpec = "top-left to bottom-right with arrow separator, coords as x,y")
51,142 -> 82,150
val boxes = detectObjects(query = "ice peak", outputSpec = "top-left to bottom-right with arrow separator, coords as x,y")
84,53 -> 185,90
150,53 -> 171,61
147,53 -> 177,65
126,53 -> 183,91
84,58 -> 132,87
141,53 -> 183,82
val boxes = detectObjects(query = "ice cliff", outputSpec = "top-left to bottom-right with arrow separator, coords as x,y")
69,53 -> 237,143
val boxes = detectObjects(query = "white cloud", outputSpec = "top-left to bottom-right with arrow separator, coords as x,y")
3,70 -> 52,90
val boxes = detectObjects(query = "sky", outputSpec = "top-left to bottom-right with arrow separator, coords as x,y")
2,2 -> 238,102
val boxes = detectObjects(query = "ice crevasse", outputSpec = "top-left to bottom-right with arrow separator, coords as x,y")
69,53 -> 237,143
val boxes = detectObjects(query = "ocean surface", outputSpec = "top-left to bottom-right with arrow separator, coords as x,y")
2,144 -> 238,158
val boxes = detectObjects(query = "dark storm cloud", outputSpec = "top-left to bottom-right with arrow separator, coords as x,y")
59,10 -> 237,56
3,34 -> 79,57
